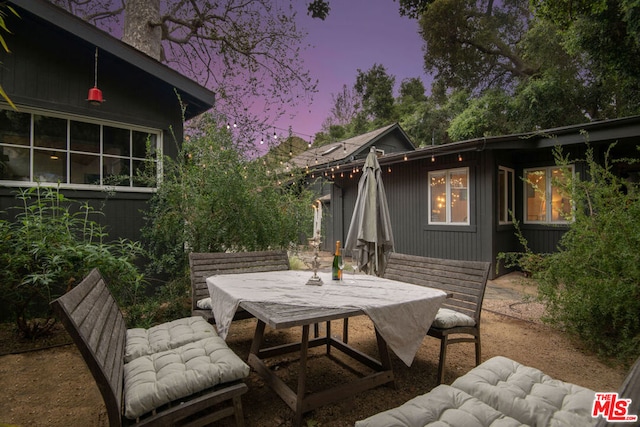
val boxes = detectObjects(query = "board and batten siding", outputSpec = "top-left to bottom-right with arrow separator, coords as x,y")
332,151 -> 494,267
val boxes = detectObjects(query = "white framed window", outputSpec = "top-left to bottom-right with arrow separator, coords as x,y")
498,166 -> 515,224
428,167 -> 469,225
524,165 -> 574,224
0,107 -> 161,191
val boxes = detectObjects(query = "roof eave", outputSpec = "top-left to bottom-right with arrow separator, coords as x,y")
11,0 -> 215,119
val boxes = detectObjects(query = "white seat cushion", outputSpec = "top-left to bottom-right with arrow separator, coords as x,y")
196,297 -> 212,310
452,356 -> 597,427
125,316 -> 217,363
123,336 -> 250,419
432,308 -> 476,329
355,384 -> 526,427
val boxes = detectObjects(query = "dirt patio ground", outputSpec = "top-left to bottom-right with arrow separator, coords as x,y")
0,272 -> 631,427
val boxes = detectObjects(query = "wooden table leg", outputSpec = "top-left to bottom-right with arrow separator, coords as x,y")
294,324 -> 310,427
375,328 -> 396,389
250,319 -> 266,356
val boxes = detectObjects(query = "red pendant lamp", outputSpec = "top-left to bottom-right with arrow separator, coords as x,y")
87,47 -> 104,105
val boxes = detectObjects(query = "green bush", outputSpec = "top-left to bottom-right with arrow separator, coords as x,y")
0,186 -> 145,337
143,114 -> 314,277
536,144 -> 640,361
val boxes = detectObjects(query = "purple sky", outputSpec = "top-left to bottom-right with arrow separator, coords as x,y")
272,1 -> 430,142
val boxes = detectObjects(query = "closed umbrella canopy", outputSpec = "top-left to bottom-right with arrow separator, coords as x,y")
345,147 -> 394,276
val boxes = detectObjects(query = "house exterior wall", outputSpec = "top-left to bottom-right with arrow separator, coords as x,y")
0,7 -> 186,243
330,138 -> 637,279
331,151 -> 496,272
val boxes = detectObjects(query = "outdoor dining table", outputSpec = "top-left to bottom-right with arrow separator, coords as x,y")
206,270 -> 448,426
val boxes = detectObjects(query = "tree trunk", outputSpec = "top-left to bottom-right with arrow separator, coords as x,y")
122,0 -> 162,61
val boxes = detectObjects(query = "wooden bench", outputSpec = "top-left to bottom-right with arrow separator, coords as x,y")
51,268 -> 249,427
383,253 -> 491,384
189,250 -> 290,323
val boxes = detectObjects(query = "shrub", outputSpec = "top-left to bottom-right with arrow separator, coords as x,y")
536,144 -> 640,361
143,114 -> 314,277
0,186 -> 145,337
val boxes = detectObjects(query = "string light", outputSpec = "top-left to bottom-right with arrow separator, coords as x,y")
458,153 -> 463,162
431,155 -> 435,162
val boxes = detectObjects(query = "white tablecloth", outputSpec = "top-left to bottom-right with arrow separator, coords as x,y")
207,270 -> 447,366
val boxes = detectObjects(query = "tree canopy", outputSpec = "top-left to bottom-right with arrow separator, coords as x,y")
50,0 -> 320,154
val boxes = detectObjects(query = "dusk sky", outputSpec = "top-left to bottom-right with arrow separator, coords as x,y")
272,0 -> 431,142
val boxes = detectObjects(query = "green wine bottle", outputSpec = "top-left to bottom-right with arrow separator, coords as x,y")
332,240 -> 342,281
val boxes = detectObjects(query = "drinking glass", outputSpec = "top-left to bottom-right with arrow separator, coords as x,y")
349,249 -> 359,282
338,248 -> 346,282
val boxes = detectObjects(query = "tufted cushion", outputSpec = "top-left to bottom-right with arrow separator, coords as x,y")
452,356 -> 597,427
196,297 -> 212,310
125,316 -> 217,363
123,336 -> 250,419
355,384 -> 526,427
432,308 -> 476,329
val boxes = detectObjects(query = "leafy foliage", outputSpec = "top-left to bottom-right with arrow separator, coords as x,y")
0,4 -> 18,109
143,114 -> 314,277
0,186 -> 145,337
535,143 -> 640,361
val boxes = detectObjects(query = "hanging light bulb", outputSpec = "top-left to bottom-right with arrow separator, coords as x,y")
431,155 -> 435,162
404,154 -> 408,161
458,153 -> 463,162
260,136 -> 264,145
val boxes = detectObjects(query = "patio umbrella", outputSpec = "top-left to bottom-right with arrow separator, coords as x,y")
345,146 -> 394,276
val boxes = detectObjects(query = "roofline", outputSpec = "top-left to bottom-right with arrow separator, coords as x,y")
11,0 -> 215,118
314,115 -> 640,171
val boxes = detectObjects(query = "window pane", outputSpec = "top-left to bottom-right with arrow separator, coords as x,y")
0,146 -> 29,180
34,115 -> 66,149
34,149 -> 66,183
103,156 -> 130,186
70,121 -> 100,153
0,110 -> 30,146
526,170 -> 546,222
132,131 -> 156,158
551,168 -> 571,221
450,170 -> 468,223
70,153 -> 100,184
430,172 -> 446,223
104,126 -> 130,156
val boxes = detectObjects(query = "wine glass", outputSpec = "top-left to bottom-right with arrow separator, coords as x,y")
338,248 -> 346,282
349,249 -> 359,282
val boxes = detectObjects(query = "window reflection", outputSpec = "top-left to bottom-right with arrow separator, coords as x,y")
429,168 -> 469,225
34,115 -> 66,149
0,108 -> 159,189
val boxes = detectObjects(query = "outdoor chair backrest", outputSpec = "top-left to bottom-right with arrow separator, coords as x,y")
384,252 -> 491,324
50,268 -> 125,426
189,250 -> 290,321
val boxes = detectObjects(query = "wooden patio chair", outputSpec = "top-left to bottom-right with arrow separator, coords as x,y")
189,250 -> 290,323
384,252 -> 491,384
51,268 -> 249,426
